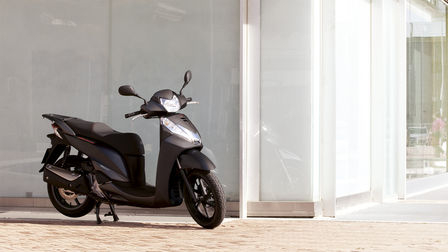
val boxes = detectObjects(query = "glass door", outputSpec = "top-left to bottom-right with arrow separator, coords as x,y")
407,0 -> 448,180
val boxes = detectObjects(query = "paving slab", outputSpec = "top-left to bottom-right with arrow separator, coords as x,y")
0,217 -> 446,251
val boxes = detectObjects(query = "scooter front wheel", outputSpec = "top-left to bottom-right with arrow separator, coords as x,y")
184,170 -> 226,229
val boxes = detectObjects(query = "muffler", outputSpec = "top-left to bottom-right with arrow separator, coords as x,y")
43,164 -> 90,194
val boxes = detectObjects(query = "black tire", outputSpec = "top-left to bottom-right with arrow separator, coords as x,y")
47,156 -> 96,218
183,170 -> 226,229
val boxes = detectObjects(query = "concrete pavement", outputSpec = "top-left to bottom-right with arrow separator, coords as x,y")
337,179 -> 448,223
0,180 -> 447,251
0,206 -> 446,251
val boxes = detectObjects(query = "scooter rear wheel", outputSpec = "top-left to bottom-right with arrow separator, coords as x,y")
183,170 -> 226,229
47,156 -> 96,218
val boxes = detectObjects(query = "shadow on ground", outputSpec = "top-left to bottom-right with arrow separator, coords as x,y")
0,218 -> 202,230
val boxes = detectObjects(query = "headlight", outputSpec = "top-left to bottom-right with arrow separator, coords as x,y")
160,95 -> 180,112
161,117 -> 201,144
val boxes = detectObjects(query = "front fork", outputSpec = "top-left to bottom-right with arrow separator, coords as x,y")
177,159 -> 197,202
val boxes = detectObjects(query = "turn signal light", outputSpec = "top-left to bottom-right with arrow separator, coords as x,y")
51,123 -> 63,139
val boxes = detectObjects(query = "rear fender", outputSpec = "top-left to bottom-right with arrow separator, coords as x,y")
39,134 -> 67,172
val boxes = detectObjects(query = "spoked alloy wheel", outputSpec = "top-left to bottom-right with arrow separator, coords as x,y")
184,170 -> 226,229
47,156 -> 95,218
192,177 -> 215,218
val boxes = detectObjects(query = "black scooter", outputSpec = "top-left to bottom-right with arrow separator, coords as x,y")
39,71 -> 226,229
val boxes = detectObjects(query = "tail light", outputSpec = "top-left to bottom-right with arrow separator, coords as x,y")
51,123 -> 63,139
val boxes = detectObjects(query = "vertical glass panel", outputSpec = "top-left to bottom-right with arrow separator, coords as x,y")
335,0 -> 371,198
0,0 -> 109,197
109,0 -> 240,201
260,0 -> 312,201
0,0 -> 240,200
407,0 -> 447,179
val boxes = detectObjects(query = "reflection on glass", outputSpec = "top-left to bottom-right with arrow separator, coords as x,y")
407,0 -> 448,179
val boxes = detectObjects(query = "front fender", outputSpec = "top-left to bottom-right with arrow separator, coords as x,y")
179,149 -> 215,171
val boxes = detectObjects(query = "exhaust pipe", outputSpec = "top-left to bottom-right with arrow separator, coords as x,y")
43,164 -> 90,194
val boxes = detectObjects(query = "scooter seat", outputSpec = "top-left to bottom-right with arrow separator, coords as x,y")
65,118 -> 144,155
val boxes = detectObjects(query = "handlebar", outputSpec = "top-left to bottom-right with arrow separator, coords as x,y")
125,96 -> 196,119
124,110 -> 143,118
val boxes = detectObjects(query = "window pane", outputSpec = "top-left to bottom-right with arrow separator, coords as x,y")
0,0 -> 240,200
260,0 -> 312,201
109,0 -> 240,201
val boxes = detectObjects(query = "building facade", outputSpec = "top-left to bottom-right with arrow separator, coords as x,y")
0,0 -> 446,217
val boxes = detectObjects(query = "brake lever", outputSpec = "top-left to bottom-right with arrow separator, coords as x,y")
131,113 -> 148,120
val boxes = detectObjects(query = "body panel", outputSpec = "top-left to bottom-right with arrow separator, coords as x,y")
42,114 -> 75,136
65,135 -> 129,183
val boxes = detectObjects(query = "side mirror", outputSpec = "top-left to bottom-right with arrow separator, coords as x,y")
118,85 -> 147,103
119,85 -> 137,96
179,70 -> 192,95
184,70 -> 192,84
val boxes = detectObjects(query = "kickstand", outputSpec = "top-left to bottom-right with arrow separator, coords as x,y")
104,203 -> 119,222
95,201 -> 102,224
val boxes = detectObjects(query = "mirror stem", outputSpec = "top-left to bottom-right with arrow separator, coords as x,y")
179,82 -> 186,95
136,95 -> 147,104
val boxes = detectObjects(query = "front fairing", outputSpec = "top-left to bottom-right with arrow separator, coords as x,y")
160,113 -> 203,149
151,89 -> 187,109
141,89 -> 188,117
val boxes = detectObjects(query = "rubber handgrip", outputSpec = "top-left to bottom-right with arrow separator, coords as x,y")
124,111 -> 142,118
